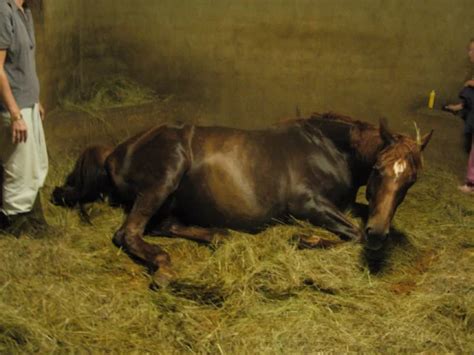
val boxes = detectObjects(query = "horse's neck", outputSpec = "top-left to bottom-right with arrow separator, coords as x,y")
304,119 -> 353,153
350,125 -> 385,167
306,118 -> 384,184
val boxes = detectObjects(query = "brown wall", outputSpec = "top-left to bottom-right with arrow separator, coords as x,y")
78,0 -> 474,128
33,0 -> 82,111
29,1 -> 474,176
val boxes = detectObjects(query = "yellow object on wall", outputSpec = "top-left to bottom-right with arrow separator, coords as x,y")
428,90 -> 436,109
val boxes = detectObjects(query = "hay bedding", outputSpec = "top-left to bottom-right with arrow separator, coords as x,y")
0,79 -> 473,353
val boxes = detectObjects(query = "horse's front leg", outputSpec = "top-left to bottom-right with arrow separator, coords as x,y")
147,218 -> 230,245
113,190 -> 176,287
290,196 -> 363,248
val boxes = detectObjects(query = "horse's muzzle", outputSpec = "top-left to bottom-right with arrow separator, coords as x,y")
364,227 -> 388,250
51,186 -> 77,207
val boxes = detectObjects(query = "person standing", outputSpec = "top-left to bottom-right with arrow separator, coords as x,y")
0,0 -> 49,234
443,38 -> 474,194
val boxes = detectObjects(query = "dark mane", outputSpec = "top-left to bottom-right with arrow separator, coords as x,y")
310,112 -> 375,130
300,112 -> 384,166
280,112 -> 425,176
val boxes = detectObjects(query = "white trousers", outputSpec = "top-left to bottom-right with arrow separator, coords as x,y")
0,104 -> 48,216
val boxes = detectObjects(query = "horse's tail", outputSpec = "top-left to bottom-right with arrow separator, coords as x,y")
52,145 -> 114,207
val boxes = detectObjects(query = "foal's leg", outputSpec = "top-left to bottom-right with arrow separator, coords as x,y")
290,197 -> 362,248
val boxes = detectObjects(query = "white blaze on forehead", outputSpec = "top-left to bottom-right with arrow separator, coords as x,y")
393,159 -> 407,179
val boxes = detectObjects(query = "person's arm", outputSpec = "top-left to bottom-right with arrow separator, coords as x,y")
0,49 -> 27,143
464,79 -> 474,88
39,102 -> 45,121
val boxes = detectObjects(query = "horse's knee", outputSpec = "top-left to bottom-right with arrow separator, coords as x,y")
154,252 -> 171,268
112,229 -> 125,247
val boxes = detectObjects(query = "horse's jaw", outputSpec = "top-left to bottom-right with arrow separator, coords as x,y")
364,214 -> 392,251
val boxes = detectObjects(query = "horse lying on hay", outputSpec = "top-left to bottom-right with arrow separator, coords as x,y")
52,113 -> 433,285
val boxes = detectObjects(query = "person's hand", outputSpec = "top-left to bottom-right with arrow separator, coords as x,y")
464,79 -> 474,87
39,102 -> 45,121
11,116 -> 27,143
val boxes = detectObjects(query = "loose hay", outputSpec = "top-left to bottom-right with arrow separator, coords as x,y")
1,157 -> 472,353
1,100 -> 473,352
60,76 -> 159,112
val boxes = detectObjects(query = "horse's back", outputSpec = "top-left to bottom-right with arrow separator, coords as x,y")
105,124 -> 194,201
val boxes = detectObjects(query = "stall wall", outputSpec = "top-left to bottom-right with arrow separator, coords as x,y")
33,1 -> 82,110
79,0 -> 474,127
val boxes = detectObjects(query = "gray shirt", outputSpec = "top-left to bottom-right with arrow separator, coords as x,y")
0,0 -> 39,111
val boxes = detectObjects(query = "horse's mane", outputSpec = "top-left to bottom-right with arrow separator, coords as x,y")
279,112 -> 383,164
309,112 -> 374,130
278,111 -> 422,170
319,113 -> 423,170
278,111 -> 375,132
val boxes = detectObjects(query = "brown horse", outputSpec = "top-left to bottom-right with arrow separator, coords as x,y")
52,113 -> 433,284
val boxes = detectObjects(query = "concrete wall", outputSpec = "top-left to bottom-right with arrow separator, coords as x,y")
79,0 -> 474,128
32,0 -> 82,111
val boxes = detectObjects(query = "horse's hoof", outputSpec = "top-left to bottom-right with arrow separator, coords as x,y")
150,271 -> 173,291
355,232 -> 365,244
302,235 -> 323,248
211,232 -> 230,247
294,234 -> 344,249
150,267 -> 176,290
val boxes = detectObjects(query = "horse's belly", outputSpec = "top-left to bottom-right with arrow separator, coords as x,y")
173,168 -> 283,230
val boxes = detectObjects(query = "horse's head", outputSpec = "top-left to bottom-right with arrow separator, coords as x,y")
52,145 -> 113,207
364,120 -> 433,250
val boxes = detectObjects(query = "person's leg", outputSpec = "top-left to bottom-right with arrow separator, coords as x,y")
466,133 -> 474,183
459,133 -> 474,193
0,104 -> 49,233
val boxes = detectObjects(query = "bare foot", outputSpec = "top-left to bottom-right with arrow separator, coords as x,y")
458,184 -> 474,194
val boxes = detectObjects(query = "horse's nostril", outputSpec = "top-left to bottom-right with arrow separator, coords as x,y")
51,188 -> 62,204
365,227 -> 373,235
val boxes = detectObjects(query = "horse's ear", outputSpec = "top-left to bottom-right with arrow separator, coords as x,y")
420,129 -> 434,151
379,118 -> 395,146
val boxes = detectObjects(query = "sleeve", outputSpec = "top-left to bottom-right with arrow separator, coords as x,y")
0,6 -> 13,49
